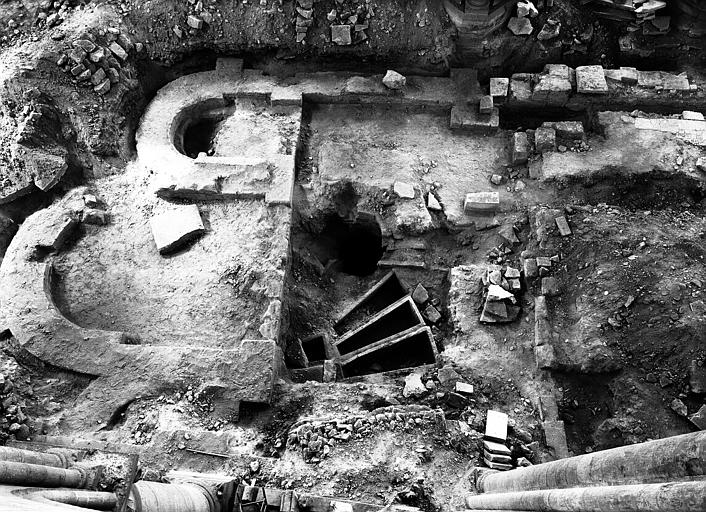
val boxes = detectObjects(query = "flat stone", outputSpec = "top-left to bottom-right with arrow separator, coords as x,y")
394,181 -> 415,199
512,132 -> 529,165
555,216 -> 572,236
479,95 -> 494,115
485,410 -> 508,443
682,111 -> 705,121
508,17 -> 533,36
535,127 -> 556,153
331,25 -> 352,45
150,204 -> 205,255
536,256 -> 552,268
412,283 -> 429,305
403,372 -> 427,398
464,192 -> 500,213
487,284 -> 514,302
455,382 -> 474,395
576,65 -> 609,94
490,77 -> 509,98
427,193 -> 442,211
483,439 -> 511,456
543,420 -> 569,458
541,277 -> 560,296
187,15 -> 204,29
423,305 -> 442,324
505,266 -> 520,279
382,70 -> 406,90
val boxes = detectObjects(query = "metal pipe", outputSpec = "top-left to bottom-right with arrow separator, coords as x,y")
477,431 -> 706,493
0,447 -> 69,468
0,460 -> 97,488
130,480 -> 214,512
465,481 -> 706,512
23,489 -> 118,510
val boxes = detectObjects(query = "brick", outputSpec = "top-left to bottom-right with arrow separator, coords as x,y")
555,216 -> 572,236
490,77 -> 509,98
512,132 -> 529,165
479,95 -> 493,115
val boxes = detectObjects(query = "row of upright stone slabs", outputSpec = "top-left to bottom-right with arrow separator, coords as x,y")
332,271 -> 438,377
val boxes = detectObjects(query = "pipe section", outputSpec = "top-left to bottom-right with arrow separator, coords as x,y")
0,460 -> 98,488
465,481 -> 706,512
0,447 -> 69,468
130,480 -> 214,512
477,431 -> 706,493
24,489 -> 118,510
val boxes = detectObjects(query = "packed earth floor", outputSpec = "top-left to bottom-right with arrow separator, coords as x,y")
0,0 -> 704,511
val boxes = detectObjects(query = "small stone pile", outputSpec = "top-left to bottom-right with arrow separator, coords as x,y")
295,0 -> 314,43
176,0 -> 215,39
35,0 -> 83,29
0,363 -> 31,443
479,265 -> 522,323
327,0 -> 372,46
56,29 -> 138,96
287,405 -> 442,463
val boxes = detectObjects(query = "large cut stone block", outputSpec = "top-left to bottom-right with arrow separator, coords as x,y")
150,204 -> 205,254
464,192 -> 500,213
576,65 -> 609,94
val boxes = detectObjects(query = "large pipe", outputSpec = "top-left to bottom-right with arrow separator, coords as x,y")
23,489 -> 118,510
130,480 -> 214,512
0,447 -> 69,468
464,481 -> 706,512
477,431 -> 705,493
0,460 -> 99,488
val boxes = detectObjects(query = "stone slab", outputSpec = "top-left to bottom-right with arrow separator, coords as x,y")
484,410 -> 508,443
576,65 -> 609,94
150,204 -> 205,255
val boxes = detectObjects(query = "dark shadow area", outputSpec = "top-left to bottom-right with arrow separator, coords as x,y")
318,212 -> 383,277
337,298 -> 421,355
342,330 -> 436,377
182,118 -> 221,158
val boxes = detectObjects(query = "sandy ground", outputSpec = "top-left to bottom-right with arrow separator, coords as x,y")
52,162 -> 291,348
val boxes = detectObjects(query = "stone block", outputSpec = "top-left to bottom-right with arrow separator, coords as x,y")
412,283 -> 429,305
423,305 -> 441,324
508,17 -> 533,36
541,277 -> 560,296
510,77 -> 532,101
555,216 -> 571,236
464,192 -> 500,213
483,439 -> 511,456
535,344 -> 556,369
490,77 -> 509,98
150,204 -> 205,255
485,410 -> 508,443
543,420 -> 569,458
393,181 -> 415,199
542,121 -> 585,142
187,15 -> 204,29
108,42 -> 128,61
534,127 -> 556,153
689,359 -> 706,394
479,95 -> 494,115
512,132 -> 529,165
683,111 -> 705,121
455,382 -> 474,395
528,158 -> 543,179
82,208 -> 108,225
331,25 -> 352,45
524,258 -> 538,278
382,70 -> 406,90
576,65 -> 609,94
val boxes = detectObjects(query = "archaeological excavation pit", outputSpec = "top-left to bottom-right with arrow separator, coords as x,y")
0,1 -> 705,511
